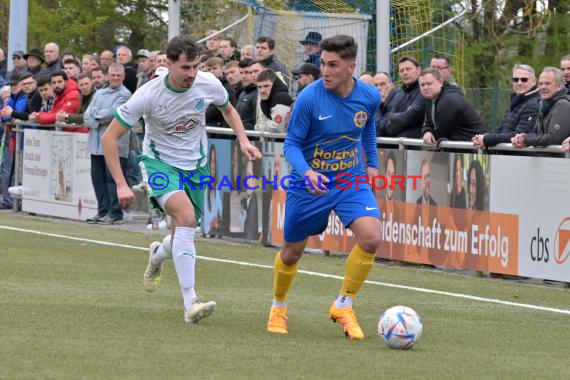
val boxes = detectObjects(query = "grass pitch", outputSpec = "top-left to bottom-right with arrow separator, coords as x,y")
1,213 -> 569,379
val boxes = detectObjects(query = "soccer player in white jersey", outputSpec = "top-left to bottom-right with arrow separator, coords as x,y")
101,36 -> 261,324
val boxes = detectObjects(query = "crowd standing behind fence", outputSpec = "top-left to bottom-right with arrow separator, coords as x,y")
0,34 -> 569,220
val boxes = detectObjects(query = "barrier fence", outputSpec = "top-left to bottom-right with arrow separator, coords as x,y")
1,121 -> 569,281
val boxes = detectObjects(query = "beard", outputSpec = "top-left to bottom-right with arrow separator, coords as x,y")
53,87 -> 64,96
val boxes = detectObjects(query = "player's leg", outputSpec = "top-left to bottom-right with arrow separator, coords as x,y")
330,189 -> 381,339
267,239 -> 307,334
268,191 -> 331,334
140,157 -> 173,292
163,191 -> 216,323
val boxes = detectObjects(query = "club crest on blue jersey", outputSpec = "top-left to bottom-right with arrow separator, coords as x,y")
195,98 -> 205,111
353,111 -> 368,128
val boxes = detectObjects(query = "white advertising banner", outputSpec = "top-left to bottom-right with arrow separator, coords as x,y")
21,129 -> 97,220
490,155 -> 570,281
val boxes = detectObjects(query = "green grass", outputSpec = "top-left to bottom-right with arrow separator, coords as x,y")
1,213 -> 569,379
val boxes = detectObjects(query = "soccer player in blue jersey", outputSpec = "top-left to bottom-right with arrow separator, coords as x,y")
267,35 -> 381,340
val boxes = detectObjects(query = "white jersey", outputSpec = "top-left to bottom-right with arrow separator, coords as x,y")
114,71 -> 228,170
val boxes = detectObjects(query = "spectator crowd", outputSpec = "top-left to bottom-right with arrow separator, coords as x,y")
0,32 -> 569,220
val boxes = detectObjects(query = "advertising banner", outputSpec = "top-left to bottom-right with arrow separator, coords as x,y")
21,129 -> 97,220
491,155 -> 570,281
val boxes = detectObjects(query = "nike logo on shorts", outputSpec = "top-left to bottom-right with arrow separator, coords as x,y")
365,206 -> 377,211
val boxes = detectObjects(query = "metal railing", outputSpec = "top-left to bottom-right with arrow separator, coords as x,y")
1,120 -> 568,214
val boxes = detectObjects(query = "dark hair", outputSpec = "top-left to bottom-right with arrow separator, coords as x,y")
38,77 -> 51,87
468,160 -> 486,211
77,71 -> 92,81
222,37 -> 237,48
63,59 -> 81,69
419,67 -> 442,81
432,53 -> 451,66
320,35 -> 357,60
238,59 -> 252,69
256,69 -> 277,83
19,72 -> 35,82
249,60 -> 267,68
166,36 -> 201,63
399,55 -> 420,68
50,70 -> 68,81
256,36 -> 275,50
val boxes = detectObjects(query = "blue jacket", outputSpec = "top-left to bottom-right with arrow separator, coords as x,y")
1,92 -> 28,123
84,85 -> 131,157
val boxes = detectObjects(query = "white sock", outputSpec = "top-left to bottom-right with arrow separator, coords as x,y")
171,227 -> 198,310
151,234 -> 172,265
335,294 -> 353,308
272,300 -> 287,308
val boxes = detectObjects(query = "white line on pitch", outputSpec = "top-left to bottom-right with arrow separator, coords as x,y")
2,224 -> 570,316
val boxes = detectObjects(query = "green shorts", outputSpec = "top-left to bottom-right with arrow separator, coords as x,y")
139,156 -> 209,223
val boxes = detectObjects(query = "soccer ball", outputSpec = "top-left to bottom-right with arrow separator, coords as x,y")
378,306 -> 423,349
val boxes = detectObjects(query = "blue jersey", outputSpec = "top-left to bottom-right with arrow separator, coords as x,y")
284,78 -> 380,191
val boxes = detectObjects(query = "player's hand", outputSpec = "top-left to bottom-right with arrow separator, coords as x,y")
241,141 -> 262,160
117,183 -> 135,209
422,132 -> 436,145
472,134 -> 485,149
304,169 -> 329,195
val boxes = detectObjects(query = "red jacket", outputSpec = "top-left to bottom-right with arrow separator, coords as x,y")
38,79 -> 88,133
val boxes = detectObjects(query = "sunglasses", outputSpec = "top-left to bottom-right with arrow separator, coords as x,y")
12,56 -> 22,59
512,77 -> 530,83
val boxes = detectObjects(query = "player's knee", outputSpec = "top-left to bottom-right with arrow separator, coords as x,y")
170,210 -> 196,228
358,235 -> 380,253
282,244 -> 304,266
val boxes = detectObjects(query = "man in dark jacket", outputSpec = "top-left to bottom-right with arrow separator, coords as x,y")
299,31 -> 322,67
420,68 -> 486,143
255,36 -> 290,88
24,49 -> 44,75
2,72 -> 42,121
236,59 -> 257,130
204,56 -> 236,128
116,46 -> 138,94
374,71 -> 401,135
512,67 -> 570,148
380,56 -> 427,138
473,64 -> 539,148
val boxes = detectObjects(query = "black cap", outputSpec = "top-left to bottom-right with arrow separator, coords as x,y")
12,50 -> 25,58
299,31 -> 322,46
292,63 -> 321,79
24,48 -> 45,63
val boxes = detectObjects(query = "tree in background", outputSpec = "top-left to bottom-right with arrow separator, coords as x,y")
0,0 -> 168,58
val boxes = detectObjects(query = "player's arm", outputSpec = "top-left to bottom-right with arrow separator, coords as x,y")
220,102 -> 261,160
101,119 -> 133,209
284,91 -> 329,194
363,94 -> 380,179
